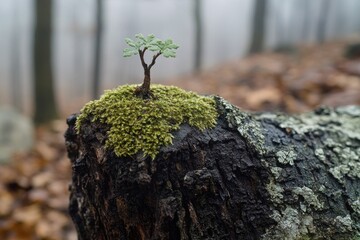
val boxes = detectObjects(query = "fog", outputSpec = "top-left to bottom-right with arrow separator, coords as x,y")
0,0 -> 360,115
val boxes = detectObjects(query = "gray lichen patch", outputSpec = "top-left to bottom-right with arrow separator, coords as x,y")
215,96 -> 267,155
279,106 -> 360,141
349,199 -> 360,214
314,148 -> 326,162
334,215 -> 353,232
330,162 -> 360,182
270,166 -> 283,180
267,180 -> 284,204
262,208 -> 315,240
276,149 -> 296,165
329,147 -> 360,182
292,187 -> 323,210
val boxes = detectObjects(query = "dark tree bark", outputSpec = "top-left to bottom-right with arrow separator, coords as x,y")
33,0 -> 57,124
248,0 -> 267,54
92,0 -> 103,99
65,97 -> 360,240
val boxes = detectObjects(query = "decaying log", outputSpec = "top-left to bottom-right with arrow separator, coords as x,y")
65,97 -> 360,240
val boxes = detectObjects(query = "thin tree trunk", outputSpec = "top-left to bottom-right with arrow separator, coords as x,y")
136,68 -> 151,98
72,2 -> 85,101
92,0 -> 103,99
316,0 -> 331,43
194,0 -> 202,71
249,0 -> 267,54
301,0 -> 310,42
33,0 -> 57,124
11,0 -> 22,111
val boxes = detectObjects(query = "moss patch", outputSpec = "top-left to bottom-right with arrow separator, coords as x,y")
76,84 -> 218,159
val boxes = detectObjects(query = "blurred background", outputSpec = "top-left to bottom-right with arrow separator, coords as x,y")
0,0 -> 360,239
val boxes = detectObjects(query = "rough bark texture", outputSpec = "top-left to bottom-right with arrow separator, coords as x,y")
65,97 -> 360,240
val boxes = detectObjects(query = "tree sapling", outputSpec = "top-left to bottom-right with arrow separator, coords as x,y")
123,33 -> 179,99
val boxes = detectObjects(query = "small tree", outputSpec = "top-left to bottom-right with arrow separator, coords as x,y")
123,34 -> 179,99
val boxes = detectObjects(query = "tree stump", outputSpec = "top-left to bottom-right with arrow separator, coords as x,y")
65,97 -> 360,240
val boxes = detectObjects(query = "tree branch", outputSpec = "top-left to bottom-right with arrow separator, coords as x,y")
139,48 -> 148,70
149,52 -> 162,70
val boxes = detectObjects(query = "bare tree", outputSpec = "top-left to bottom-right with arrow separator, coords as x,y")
301,0 -> 310,42
194,0 -> 202,71
11,0 -> 22,111
249,0 -> 267,54
92,0 -> 104,99
33,0 -> 58,124
316,0 -> 331,43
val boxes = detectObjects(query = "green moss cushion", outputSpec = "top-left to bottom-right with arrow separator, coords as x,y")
76,84 -> 218,159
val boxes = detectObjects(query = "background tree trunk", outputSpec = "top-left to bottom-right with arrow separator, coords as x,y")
65,97 -> 360,240
91,0 -> 103,99
193,0 -> 203,71
300,0 -> 310,42
316,0 -> 331,43
249,0 -> 267,54
11,0 -> 22,111
33,0 -> 57,124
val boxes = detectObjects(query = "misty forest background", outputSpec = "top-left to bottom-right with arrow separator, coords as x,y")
1,0 -> 360,239
1,0 -> 360,124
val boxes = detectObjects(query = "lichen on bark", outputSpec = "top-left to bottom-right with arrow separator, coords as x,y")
256,106 -> 360,239
215,97 -> 360,239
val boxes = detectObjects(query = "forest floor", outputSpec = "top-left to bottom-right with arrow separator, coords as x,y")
171,40 -> 360,113
0,39 -> 360,239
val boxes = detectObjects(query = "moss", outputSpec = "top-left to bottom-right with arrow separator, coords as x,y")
76,84 -> 218,159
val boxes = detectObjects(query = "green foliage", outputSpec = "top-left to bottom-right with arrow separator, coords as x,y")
76,85 -> 218,159
123,33 -> 179,58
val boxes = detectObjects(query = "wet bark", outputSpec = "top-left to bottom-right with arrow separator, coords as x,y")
65,98 -> 360,240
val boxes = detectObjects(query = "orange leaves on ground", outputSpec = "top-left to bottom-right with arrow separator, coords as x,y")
171,40 -> 360,113
0,121 -> 76,240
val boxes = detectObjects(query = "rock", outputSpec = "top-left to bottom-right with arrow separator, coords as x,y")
0,107 -> 34,163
